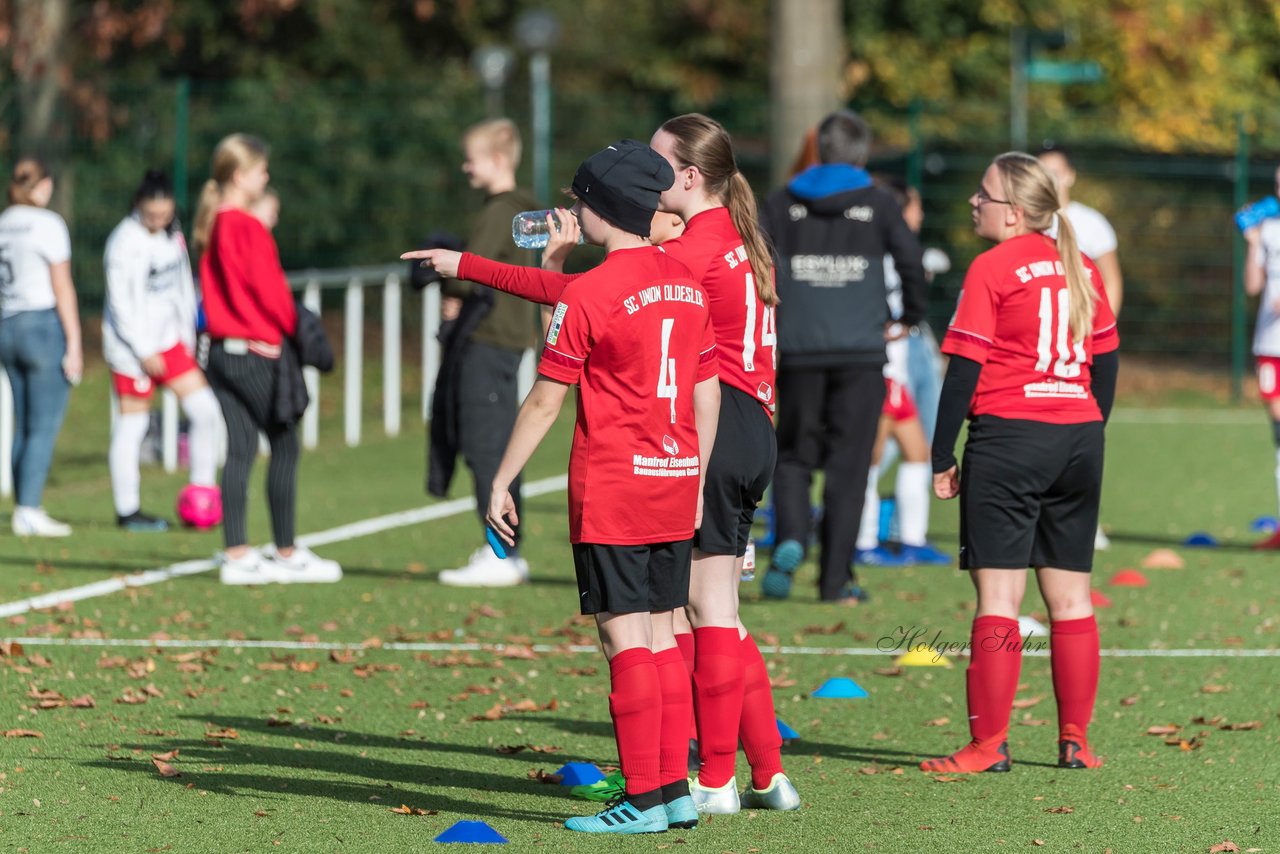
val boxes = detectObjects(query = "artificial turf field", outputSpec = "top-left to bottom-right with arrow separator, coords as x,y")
1,359 -> 1277,853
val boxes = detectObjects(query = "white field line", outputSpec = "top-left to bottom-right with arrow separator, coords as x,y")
3,636 -> 1279,659
0,475 -> 569,620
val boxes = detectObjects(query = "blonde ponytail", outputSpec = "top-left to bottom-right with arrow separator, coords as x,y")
726,171 -> 778,307
192,179 -> 221,254
1051,211 -> 1095,342
993,151 -> 1095,342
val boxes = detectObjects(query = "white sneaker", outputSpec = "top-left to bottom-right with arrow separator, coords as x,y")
1094,525 -> 1111,551
438,547 -> 529,587
263,544 -> 343,584
219,549 -> 273,585
690,775 -> 741,815
12,506 -> 71,538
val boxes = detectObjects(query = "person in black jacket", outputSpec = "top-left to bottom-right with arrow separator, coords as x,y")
759,109 -> 927,604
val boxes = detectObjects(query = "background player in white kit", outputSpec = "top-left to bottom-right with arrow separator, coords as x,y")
1039,146 -> 1123,550
103,170 -> 223,531
0,157 -> 83,537
1244,163 -> 1280,548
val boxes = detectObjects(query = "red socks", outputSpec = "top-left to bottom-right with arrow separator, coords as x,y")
966,615 -> 1023,744
692,626 -> 744,788
654,647 -> 694,786
674,631 -> 697,740
1051,615 -> 1100,744
609,647 -> 661,797
739,634 -> 784,789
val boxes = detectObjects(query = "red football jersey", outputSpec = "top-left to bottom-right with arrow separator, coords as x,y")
538,246 -> 719,545
457,206 -> 776,412
661,208 -> 777,411
942,233 -> 1118,423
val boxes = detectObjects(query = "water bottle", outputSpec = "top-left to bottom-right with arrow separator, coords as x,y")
512,209 -> 583,249
1235,196 -> 1280,232
740,538 -> 756,583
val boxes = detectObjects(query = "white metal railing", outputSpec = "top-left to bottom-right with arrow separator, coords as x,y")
0,264 -> 536,496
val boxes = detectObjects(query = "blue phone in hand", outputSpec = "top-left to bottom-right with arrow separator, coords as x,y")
486,526 -> 508,560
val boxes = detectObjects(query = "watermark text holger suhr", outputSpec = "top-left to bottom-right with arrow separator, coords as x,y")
877,625 -> 1048,664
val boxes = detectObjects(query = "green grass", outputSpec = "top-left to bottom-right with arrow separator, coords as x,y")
1,359 -> 1278,853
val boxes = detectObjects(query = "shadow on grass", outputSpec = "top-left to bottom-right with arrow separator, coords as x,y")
80,714 -> 592,824
1106,530 -> 1258,553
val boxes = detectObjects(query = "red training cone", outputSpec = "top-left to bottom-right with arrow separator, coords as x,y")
1090,590 -> 1113,608
1108,569 -> 1148,587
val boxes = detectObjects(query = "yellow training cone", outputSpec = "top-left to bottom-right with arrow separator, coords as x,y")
894,646 -> 952,667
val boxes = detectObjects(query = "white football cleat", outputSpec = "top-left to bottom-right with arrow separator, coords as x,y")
740,772 -> 801,811
438,547 -> 529,587
218,549 -> 273,585
690,775 -> 740,815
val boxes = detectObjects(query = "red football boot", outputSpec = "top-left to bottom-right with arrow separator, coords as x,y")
919,737 -> 1011,773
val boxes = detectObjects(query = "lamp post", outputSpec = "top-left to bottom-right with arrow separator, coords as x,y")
515,10 -> 561,206
471,45 -> 514,118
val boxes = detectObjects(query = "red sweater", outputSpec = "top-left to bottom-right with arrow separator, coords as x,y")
199,207 -> 296,344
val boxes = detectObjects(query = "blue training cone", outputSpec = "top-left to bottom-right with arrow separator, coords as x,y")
434,821 -> 509,843
1252,516 -> 1278,534
776,719 -> 800,741
1183,532 -> 1218,548
812,677 -> 869,699
555,762 -> 605,786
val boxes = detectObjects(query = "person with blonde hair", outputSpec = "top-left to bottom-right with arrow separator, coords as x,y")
0,157 -> 82,536
195,133 -> 341,585
923,151 -> 1118,775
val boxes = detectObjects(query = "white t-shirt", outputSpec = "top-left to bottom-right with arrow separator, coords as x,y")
1062,201 -> 1117,262
102,214 -> 197,376
1252,217 -> 1280,357
0,205 -> 71,316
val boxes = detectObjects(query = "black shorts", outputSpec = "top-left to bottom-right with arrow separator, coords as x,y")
572,539 -> 693,615
958,416 -> 1104,572
693,384 -> 777,557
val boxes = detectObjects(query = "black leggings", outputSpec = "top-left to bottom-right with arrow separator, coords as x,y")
206,342 -> 299,549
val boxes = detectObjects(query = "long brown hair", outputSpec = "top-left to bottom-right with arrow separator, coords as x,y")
192,133 -> 269,253
7,157 -> 50,206
658,113 -> 777,307
993,151 -> 1095,342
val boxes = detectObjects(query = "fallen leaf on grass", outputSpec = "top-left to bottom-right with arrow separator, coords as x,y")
800,621 -> 845,636
125,658 -> 156,679
1044,806 -> 1074,814
290,661 -> 320,673
143,684 -> 164,698
1120,696 -> 1140,706
0,640 -> 24,657
1219,721 -> 1262,731
1032,841 -> 1046,847
390,804 -> 437,816
1164,737 -> 1202,751
175,662 -> 204,674
858,766 -> 880,775
499,645 -> 538,660
1200,684 -> 1230,694
27,684 -> 64,701
526,768 -> 563,784
931,775 -> 965,783
1017,718 -> 1051,727
205,728 -> 239,740
496,744 -> 561,755
314,715 -> 341,724
26,653 -> 52,668
151,758 -> 180,778
4,729 -> 42,738
1191,715 -> 1225,726
266,716 -> 292,727
116,688 -> 149,705
922,717 -> 950,727
152,750 -> 180,761
70,695 -> 95,709
1012,696 -> 1044,710
556,666 -> 597,677
1209,842 -> 1241,854
873,667 -> 903,677
329,650 -> 356,664
1146,724 -> 1182,736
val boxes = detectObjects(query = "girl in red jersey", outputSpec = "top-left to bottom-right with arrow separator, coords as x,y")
194,134 -> 341,586
422,140 -> 721,834
923,152 -> 1118,774
405,115 -> 798,814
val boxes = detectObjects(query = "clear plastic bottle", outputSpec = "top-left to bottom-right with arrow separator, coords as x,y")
512,209 -> 584,249
740,538 -> 756,582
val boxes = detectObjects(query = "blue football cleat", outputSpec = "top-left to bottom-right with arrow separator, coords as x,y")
855,545 -> 907,567
664,795 -> 698,829
899,543 -> 952,565
564,799 -> 669,834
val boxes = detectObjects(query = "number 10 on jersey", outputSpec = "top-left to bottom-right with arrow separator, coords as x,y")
1035,286 -> 1085,379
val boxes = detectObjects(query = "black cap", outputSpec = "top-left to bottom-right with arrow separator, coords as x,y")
570,140 -> 675,238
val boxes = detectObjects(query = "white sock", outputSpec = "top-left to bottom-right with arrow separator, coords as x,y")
896,461 -> 932,547
109,411 -> 151,516
857,464 -> 881,551
181,386 -> 221,488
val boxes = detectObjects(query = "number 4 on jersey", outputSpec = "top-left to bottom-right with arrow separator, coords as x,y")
657,317 -> 678,423
1034,286 -> 1085,379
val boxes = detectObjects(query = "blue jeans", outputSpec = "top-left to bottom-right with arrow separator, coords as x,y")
906,324 -> 943,442
0,309 -> 70,507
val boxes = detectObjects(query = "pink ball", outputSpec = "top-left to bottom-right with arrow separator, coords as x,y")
176,484 -> 222,529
